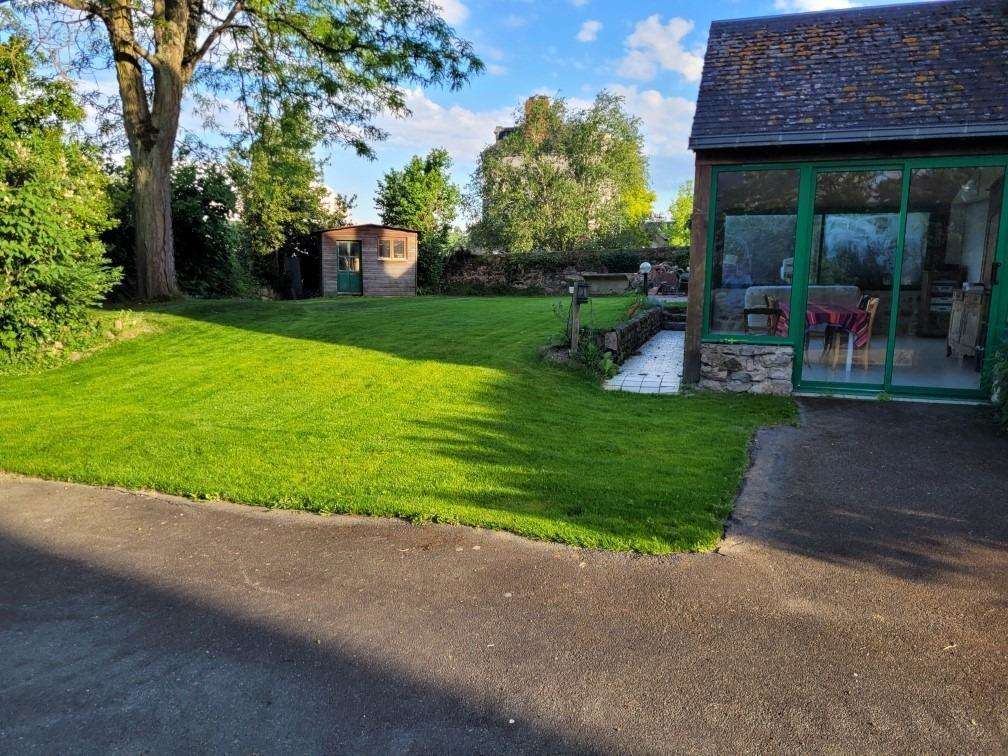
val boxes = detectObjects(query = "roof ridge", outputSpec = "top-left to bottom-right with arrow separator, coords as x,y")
709,0 -> 988,28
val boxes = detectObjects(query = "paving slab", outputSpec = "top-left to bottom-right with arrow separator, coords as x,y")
604,330 -> 684,394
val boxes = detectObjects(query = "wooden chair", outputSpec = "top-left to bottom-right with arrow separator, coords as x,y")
859,297 -> 880,370
829,296 -> 880,371
742,295 -> 782,336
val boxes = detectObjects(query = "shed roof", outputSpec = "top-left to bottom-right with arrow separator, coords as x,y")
689,0 -> 1008,150
319,224 -> 418,235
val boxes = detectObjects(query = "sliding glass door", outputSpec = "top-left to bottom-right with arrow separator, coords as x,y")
799,168 -> 903,387
890,167 -> 1005,392
792,158 -> 1008,398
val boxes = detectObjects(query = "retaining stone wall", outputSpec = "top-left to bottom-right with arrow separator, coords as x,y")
589,307 -> 664,364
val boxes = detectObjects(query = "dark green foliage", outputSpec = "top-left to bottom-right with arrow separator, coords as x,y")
171,162 -> 248,298
232,106 -> 352,295
0,37 -> 119,362
105,159 -> 249,299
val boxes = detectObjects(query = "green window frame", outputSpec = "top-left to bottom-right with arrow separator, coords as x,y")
701,153 -> 1008,400
702,164 -> 805,345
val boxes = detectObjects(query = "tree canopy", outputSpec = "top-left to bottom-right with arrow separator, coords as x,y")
664,180 -> 693,248
471,93 -> 656,253
374,147 -> 462,292
374,148 -> 461,250
233,105 -> 352,268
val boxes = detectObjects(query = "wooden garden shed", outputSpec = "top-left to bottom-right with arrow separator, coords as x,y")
319,224 -> 418,296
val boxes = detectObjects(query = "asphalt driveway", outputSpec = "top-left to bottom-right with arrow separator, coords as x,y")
1,398 -> 1006,753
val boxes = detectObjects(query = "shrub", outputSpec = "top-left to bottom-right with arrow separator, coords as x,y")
0,37 -> 120,362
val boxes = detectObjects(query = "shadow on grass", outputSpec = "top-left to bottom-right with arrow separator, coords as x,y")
0,529 -> 598,753
731,397 -> 1008,584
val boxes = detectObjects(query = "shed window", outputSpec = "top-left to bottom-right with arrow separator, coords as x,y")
378,239 -> 392,259
393,239 -> 407,259
708,169 -> 800,336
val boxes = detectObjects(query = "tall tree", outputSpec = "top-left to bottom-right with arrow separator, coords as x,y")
374,148 -> 460,251
233,104 -> 352,285
471,92 -> 655,253
12,1 -> 481,299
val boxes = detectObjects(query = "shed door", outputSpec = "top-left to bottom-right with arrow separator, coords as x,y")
336,241 -> 362,294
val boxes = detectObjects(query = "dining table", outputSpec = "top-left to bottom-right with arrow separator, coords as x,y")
775,302 -> 870,377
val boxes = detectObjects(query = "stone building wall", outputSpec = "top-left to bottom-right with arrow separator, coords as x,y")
699,343 -> 793,395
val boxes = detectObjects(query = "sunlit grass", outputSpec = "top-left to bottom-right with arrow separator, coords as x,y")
0,296 -> 794,553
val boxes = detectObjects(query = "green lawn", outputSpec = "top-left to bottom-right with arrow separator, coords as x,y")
0,296 -> 794,553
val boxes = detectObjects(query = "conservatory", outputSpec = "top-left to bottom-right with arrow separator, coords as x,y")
684,0 -> 1008,400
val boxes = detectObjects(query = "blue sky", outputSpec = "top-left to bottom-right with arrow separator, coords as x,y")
325,0 -> 903,224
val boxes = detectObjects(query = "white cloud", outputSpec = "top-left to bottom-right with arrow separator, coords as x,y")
436,0 -> 468,26
576,20 -> 602,42
375,88 -> 512,165
774,0 -> 854,10
605,83 -> 696,160
616,15 -> 705,83
503,14 -> 528,28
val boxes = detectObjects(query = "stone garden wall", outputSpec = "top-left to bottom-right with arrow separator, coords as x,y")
699,343 -> 794,395
588,307 -> 664,364
440,248 -> 689,296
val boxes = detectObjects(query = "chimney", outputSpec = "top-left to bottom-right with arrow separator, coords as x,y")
524,95 -> 550,120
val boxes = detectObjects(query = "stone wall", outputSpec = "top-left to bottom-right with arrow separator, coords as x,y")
588,307 -> 664,364
440,248 -> 689,296
699,343 -> 794,395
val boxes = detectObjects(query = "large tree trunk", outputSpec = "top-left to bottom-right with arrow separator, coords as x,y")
106,0 -> 184,300
132,146 -> 178,299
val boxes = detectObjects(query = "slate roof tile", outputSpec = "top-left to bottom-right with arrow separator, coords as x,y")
690,0 -> 1008,149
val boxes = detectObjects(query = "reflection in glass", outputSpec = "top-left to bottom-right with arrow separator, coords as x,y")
801,170 -> 903,385
891,167 -> 1004,390
710,170 -> 800,335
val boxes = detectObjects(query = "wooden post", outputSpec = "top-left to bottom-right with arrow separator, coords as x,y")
683,159 -> 711,385
570,287 -> 581,356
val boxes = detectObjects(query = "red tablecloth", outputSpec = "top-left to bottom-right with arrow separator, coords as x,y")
776,303 -> 871,348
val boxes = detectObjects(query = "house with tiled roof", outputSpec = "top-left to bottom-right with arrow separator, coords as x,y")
683,0 -> 1008,402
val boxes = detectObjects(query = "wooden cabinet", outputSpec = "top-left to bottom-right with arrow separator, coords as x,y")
947,289 -> 989,361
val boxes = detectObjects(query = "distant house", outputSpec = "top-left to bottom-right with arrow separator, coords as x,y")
319,224 -> 418,296
684,0 -> 1008,402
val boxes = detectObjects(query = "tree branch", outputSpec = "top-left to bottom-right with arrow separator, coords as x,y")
183,0 -> 243,71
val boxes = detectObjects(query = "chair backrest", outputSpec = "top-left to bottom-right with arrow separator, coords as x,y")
864,297 -> 880,336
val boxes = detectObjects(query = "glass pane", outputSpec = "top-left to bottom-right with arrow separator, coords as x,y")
891,166 -> 1004,391
801,169 -> 903,385
709,169 -> 800,335
337,242 -> 360,271
393,239 -> 406,259
379,239 -> 391,258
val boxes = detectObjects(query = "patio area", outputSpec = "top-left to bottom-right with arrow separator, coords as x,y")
603,330 -> 684,394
